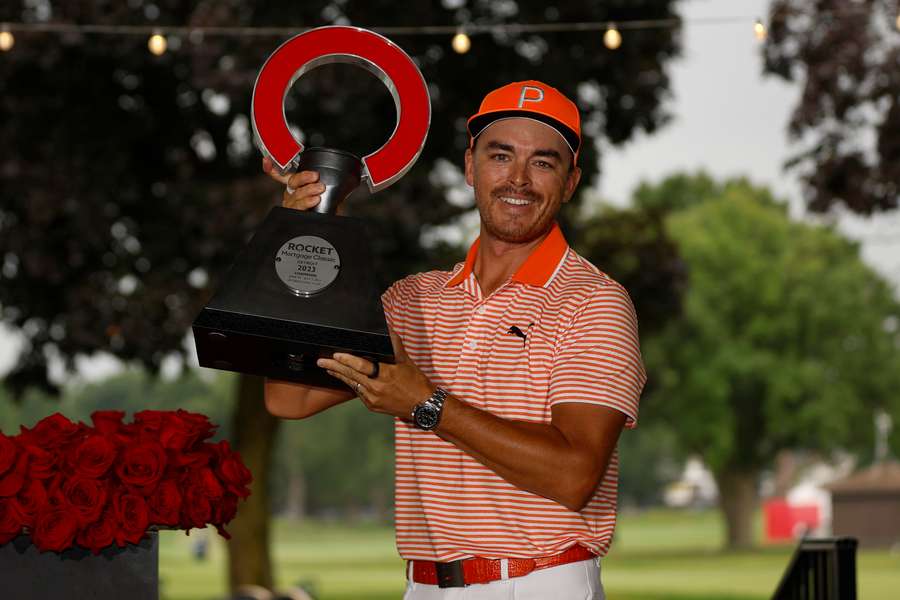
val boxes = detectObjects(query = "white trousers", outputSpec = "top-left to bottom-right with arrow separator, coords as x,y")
402,558 -> 604,600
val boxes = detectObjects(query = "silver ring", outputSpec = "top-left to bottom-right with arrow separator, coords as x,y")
286,183 -> 297,195
355,381 -> 361,393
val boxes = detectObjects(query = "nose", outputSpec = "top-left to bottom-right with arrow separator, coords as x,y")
507,157 -> 531,188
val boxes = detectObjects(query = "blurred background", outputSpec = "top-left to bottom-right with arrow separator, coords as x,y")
2,1 -> 900,599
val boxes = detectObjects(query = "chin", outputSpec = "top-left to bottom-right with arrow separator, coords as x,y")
487,222 -> 551,244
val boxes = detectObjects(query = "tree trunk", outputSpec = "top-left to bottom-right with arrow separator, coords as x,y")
226,374 -> 281,593
714,467 -> 758,550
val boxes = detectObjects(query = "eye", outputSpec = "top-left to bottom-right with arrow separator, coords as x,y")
534,160 -> 554,169
490,153 -> 511,162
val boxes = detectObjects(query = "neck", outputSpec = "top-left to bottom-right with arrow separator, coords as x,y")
473,226 -> 552,297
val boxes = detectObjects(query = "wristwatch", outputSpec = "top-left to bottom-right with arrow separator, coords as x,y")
412,387 -> 449,431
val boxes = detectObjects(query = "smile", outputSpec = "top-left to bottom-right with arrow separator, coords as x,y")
499,196 -> 533,206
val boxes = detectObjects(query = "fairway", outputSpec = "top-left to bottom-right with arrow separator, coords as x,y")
159,510 -> 900,600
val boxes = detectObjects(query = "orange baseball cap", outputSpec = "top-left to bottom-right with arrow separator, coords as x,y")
467,80 -> 581,163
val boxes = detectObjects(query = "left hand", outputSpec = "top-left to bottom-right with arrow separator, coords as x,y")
316,329 -> 434,420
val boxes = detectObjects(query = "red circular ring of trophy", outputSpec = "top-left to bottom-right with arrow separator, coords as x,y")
251,26 -> 431,193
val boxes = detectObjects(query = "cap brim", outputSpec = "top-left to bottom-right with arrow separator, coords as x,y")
467,110 -> 581,157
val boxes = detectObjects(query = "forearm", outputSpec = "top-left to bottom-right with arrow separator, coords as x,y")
316,347 -> 628,511
264,378 -> 353,419
435,394 -> 618,512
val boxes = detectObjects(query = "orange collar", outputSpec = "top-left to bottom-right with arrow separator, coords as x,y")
446,222 -> 569,288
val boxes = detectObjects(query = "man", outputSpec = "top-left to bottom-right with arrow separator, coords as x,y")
264,81 -> 645,599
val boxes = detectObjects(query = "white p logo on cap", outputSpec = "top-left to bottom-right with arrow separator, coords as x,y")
517,85 -> 544,108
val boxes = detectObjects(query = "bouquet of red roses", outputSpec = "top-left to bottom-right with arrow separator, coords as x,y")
0,410 -> 252,554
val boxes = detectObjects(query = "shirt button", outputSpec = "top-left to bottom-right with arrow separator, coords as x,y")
475,306 -> 485,315
468,341 -> 477,350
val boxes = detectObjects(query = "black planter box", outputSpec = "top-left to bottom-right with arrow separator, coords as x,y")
0,531 -> 158,600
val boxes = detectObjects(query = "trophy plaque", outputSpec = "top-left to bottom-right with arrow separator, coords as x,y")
192,26 -> 430,388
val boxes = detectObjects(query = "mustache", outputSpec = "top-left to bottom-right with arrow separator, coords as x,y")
491,187 -> 541,202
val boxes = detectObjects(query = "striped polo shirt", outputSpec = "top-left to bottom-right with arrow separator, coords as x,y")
381,222 -> 646,561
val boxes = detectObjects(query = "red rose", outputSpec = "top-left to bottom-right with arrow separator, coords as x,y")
0,498 -> 22,545
70,435 -> 117,479
62,476 -> 108,526
90,410 -> 125,434
130,410 -> 165,437
0,433 -> 17,476
159,411 -> 216,452
76,507 -> 116,554
197,467 -> 224,500
214,494 -> 238,525
215,447 -> 252,499
212,494 -> 238,540
0,409 -> 243,553
32,508 -> 78,552
20,413 -> 82,450
116,441 -> 167,495
12,479 -> 48,528
181,483 -> 212,529
0,452 -> 28,497
169,447 -> 213,469
22,444 -> 55,479
112,492 -> 149,547
148,479 -> 181,526
43,475 -> 73,514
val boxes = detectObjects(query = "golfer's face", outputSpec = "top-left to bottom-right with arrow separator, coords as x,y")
465,118 -> 580,245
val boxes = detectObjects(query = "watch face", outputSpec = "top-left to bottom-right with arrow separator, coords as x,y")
414,403 -> 440,430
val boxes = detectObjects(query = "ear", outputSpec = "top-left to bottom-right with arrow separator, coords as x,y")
464,147 -> 475,187
562,165 -> 582,204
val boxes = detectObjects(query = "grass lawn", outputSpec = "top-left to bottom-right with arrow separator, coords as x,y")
159,509 -> 900,600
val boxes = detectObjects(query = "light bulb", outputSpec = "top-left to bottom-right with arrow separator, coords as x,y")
754,19 -> 767,42
603,25 -> 622,50
452,31 -> 471,54
895,14 -> 900,31
0,28 -> 13,52
148,33 -> 167,56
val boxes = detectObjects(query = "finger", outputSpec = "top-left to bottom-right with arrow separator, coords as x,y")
283,181 -> 325,209
332,353 -> 377,377
286,170 -> 320,189
283,192 -> 323,210
318,358 -> 367,384
325,369 -> 365,395
262,157 -> 291,184
318,357 -> 349,374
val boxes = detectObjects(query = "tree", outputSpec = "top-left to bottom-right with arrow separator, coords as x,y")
0,1 -> 682,591
764,0 -> 900,214
638,174 -> 900,548
573,173 -> 720,336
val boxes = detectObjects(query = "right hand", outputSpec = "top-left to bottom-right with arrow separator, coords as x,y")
262,156 -> 325,211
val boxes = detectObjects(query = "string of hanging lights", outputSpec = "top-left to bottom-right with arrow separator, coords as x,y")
0,8 -> 894,56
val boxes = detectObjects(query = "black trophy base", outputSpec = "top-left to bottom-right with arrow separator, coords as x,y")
192,207 -> 394,389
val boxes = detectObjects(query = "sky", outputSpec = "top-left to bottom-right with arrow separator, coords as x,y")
598,0 -> 900,288
2,0 -> 899,381
600,0 -> 802,206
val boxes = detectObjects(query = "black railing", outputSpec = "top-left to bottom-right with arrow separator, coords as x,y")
772,537 -> 858,600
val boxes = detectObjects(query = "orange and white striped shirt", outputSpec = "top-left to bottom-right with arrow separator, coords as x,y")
381,222 -> 645,561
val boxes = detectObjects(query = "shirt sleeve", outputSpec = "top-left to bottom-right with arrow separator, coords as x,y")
380,279 -> 402,334
547,282 -> 646,428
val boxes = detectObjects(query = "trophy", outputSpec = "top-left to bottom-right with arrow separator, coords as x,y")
192,26 -> 431,388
